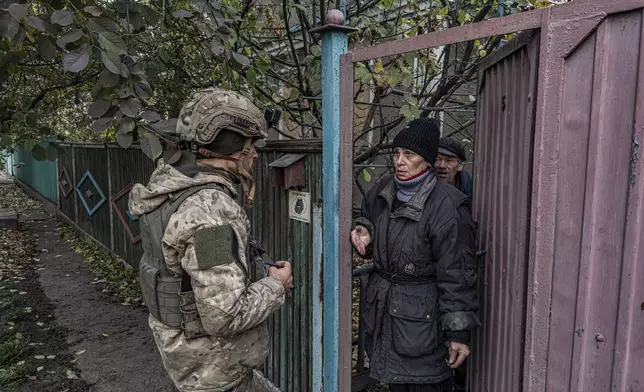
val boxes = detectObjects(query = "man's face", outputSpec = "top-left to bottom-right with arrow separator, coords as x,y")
435,153 -> 463,184
394,148 -> 429,180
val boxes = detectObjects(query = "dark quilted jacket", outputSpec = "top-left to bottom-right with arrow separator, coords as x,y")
354,171 -> 481,384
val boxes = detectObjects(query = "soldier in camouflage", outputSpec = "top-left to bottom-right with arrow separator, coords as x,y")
129,88 -> 292,392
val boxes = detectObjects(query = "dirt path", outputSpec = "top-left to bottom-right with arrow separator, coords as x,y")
1,180 -> 175,392
29,217 -> 176,392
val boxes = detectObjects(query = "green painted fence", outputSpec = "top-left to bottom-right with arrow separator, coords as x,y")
8,144 -> 58,203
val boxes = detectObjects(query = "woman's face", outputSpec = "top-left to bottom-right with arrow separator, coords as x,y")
394,148 -> 429,180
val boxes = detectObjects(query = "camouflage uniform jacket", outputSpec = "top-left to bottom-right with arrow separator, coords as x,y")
129,160 -> 286,392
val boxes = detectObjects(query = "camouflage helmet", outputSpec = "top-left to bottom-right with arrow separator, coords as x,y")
176,88 -> 268,147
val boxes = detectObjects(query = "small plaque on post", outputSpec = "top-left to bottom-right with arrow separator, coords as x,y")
288,190 -> 310,224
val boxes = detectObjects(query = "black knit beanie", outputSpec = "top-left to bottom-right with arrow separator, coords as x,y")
392,118 -> 440,164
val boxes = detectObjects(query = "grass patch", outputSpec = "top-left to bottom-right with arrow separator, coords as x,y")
0,361 -> 34,389
0,293 -> 34,389
57,224 -> 142,306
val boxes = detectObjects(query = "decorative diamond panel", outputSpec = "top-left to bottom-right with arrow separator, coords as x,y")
58,167 -> 73,198
76,171 -> 106,216
111,183 -> 140,244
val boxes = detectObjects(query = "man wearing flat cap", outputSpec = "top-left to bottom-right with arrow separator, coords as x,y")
350,118 -> 481,392
435,137 -> 473,200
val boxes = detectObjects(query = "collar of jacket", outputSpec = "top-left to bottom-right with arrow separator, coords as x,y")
378,171 -> 439,221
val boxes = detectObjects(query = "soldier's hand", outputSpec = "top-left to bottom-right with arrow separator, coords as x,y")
351,225 -> 371,256
269,261 -> 293,292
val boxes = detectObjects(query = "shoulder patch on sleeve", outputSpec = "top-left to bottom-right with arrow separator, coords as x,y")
194,225 -> 238,270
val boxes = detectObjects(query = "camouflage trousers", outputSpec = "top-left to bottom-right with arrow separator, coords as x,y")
231,370 -> 281,392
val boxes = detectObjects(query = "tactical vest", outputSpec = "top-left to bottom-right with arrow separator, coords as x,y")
137,184 -> 226,340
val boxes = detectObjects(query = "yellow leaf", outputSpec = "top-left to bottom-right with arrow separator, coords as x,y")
373,61 -> 384,74
362,169 -> 372,183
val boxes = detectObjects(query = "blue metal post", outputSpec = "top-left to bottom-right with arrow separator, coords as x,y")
321,27 -> 346,392
311,204 -> 324,392
310,10 -> 353,392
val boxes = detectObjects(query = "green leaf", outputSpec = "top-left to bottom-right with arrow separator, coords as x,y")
0,135 -> 12,147
8,3 -> 29,20
116,131 -> 133,149
119,63 -> 130,78
37,35 -> 57,59
90,82 -> 104,100
142,5 -> 161,24
355,66 -> 372,83
302,111 -> 315,125
229,52 -> 250,70
12,112 -> 25,122
88,99 -> 111,118
98,32 -> 128,56
91,117 -> 113,133
63,44 -> 91,73
117,85 -> 134,98
21,97 -> 32,109
56,29 -> 83,48
46,146 -> 58,161
362,169 -> 372,182
310,45 -> 321,57
140,111 -> 161,122
120,98 -> 141,117
400,103 -> 420,120
0,14 -> 17,39
129,63 -> 145,76
172,10 -> 194,18
24,16 -> 50,32
157,48 -> 170,63
140,132 -> 162,160
217,25 -> 232,36
99,69 -> 120,87
134,81 -> 152,99
150,119 -> 178,134
257,56 -> 270,73
210,40 -> 225,58
83,6 -> 103,16
245,67 -> 257,85
51,9 -> 74,26
26,112 -> 38,127
101,50 -> 121,74
119,118 -> 136,134
31,144 -> 47,161
88,17 -> 117,33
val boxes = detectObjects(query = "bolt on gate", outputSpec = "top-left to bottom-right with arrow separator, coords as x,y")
315,0 -> 644,391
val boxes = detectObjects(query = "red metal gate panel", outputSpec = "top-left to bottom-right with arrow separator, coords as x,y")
527,3 -> 644,392
471,30 -> 540,392
542,9 -> 644,392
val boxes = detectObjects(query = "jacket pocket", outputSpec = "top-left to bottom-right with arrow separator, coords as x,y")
388,284 -> 438,358
139,263 -> 161,320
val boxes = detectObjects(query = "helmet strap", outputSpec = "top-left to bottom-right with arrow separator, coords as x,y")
197,139 -> 257,206
236,138 -> 257,205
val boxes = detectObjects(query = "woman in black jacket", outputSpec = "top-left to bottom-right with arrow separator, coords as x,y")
351,118 -> 481,392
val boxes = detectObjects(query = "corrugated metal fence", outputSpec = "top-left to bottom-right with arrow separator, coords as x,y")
470,30 -> 539,392
12,140 -> 321,392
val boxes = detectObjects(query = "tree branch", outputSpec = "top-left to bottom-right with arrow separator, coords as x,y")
28,71 -> 100,111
